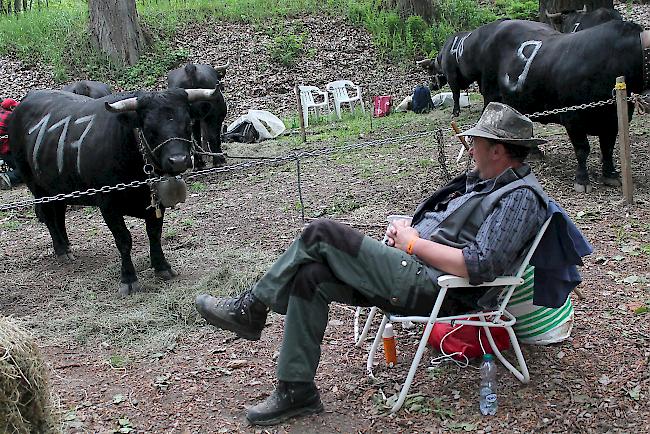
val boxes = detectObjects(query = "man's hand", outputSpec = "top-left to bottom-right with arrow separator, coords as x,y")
385,219 -> 419,252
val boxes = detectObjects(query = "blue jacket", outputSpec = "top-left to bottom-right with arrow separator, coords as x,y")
530,200 -> 593,308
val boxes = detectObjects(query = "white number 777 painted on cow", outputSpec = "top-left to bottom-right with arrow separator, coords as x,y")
28,113 -> 95,175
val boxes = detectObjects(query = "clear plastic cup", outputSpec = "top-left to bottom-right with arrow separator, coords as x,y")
383,214 -> 413,244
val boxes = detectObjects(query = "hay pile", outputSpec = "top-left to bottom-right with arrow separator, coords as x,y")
0,316 -> 57,434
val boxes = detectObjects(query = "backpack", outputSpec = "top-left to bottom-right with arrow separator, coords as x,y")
372,95 -> 393,118
411,85 -> 434,114
221,120 -> 260,143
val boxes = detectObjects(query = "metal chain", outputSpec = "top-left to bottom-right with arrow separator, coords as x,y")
435,128 -> 451,183
0,131 -> 435,212
527,98 -> 616,119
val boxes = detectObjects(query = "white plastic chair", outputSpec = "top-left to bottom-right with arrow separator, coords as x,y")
326,80 -> 365,119
359,216 -> 553,413
298,85 -> 330,127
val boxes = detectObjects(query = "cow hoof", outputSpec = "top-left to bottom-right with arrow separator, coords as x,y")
452,111 -> 460,117
574,182 -> 593,193
57,252 -> 75,262
118,281 -> 143,296
155,269 -> 178,281
602,176 -> 621,187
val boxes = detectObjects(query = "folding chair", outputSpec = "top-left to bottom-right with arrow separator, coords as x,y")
362,216 -> 553,413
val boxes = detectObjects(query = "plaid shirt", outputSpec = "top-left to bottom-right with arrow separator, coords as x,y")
414,165 -> 546,284
0,108 -> 11,155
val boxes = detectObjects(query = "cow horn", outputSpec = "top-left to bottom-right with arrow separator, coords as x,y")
416,58 -> 432,67
577,4 -> 587,13
105,97 -> 138,113
545,9 -> 562,18
214,60 -> 230,74
185,87 -> 218,102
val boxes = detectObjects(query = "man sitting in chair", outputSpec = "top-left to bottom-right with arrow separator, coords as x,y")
195,102 -> 566,426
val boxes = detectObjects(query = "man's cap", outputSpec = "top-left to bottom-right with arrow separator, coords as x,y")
1,98 -> 18,110
456,102 -> 546,147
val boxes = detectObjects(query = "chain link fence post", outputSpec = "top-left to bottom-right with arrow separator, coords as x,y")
615,76 -> 634,204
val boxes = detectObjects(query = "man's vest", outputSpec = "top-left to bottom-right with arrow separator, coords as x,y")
413,167 -> 549,261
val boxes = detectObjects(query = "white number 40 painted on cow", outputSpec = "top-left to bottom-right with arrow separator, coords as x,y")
28,113 -> 95,175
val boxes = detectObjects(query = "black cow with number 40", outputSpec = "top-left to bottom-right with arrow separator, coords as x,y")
8,87 -> 220,295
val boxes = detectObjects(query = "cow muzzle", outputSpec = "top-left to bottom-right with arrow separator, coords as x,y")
164,154 -> 192,175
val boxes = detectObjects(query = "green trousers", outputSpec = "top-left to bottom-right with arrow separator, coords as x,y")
251,219 -> 443,383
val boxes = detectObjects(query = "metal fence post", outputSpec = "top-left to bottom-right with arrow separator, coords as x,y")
614,76 -> 634,204
294,84 -> 307,143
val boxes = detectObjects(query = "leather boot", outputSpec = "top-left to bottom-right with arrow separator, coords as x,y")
195,290 -> 268,340
246,381 -> 323,426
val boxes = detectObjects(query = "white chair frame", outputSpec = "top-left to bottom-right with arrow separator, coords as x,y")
326,80 -> 365,119
298,85 -> 330,127
357,216 -> 553,413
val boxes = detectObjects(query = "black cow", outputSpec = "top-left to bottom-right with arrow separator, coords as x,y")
167,62 -> 228,167
418,28 -> 485,116
62,80 -> 112,99
475,19 -> 649,192
8,87 -> 219,295
545,7 -> 622,33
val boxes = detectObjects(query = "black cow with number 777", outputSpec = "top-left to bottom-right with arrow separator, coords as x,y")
8,87 -> 220,296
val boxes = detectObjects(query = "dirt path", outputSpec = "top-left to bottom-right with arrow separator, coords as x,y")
1,10 -> 650,434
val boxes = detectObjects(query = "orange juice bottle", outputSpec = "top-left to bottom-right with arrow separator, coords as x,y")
383,323 -> 397,367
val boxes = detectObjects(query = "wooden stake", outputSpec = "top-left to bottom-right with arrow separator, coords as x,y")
615,76 -> 633,204
294,84 -> 307,143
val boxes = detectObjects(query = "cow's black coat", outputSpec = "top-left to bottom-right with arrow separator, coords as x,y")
8,88 -> 209,294
167,64 -> 228,167
62,80 -> 112,99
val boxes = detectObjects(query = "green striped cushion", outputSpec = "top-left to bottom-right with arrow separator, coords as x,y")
507,266 -> 574,343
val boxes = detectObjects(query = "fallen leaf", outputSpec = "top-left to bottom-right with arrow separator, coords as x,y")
598,374 -> 612,386
226,359 -> 248,369
611,255 -> 625,261
628,384 -> 641,401
112,394 -> 125,404
623,275 -> 640,284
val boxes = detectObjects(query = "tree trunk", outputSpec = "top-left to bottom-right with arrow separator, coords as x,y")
383,0 -> 434,24
88,0 -> 148,66
13,0 -> 20,13
539,0 -> 614,27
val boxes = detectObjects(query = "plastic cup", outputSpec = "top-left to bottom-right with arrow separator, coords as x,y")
383,214 -> 412,244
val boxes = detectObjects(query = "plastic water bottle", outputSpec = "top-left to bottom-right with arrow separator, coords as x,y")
479,354 -> 498,415
382,323 -> 397,367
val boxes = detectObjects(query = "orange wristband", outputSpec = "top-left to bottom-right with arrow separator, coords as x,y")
406,237 -> 418,255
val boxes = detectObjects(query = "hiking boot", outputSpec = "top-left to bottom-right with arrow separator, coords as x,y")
195,290 -> 268,340
246,381 -> 324,426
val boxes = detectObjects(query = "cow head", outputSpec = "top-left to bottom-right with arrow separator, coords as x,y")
105,87 -> 219,175
417,57 -> 447,91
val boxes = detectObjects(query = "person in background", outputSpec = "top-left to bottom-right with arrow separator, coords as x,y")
0,98 -> 22,190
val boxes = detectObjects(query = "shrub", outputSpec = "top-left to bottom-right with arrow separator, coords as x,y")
268,31 -> 305,66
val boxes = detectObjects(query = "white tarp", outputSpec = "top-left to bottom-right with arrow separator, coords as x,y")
226,109 -> 286,141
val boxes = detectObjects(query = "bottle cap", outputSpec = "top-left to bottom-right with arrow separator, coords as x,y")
382,323 -> 394,338
483,353 -> 494,361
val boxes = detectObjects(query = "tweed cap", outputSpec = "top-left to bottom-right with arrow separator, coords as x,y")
456,102 -> 546,147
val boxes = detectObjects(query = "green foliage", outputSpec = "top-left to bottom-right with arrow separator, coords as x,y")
268,29 -> 306,66
493,0 -> 538,20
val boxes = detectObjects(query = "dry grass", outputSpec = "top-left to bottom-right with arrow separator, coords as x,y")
0,316 -> 58,434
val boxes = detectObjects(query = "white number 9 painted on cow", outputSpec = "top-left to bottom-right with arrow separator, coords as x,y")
503,40 -> 542,92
